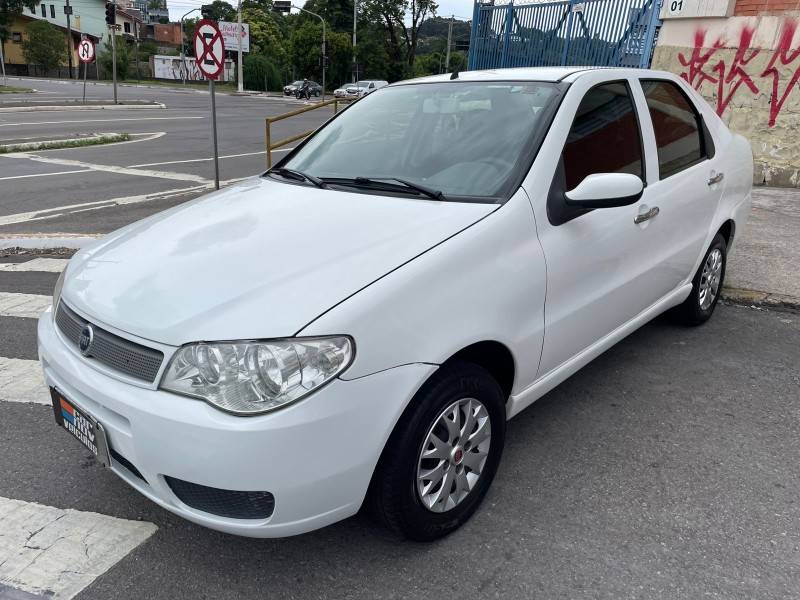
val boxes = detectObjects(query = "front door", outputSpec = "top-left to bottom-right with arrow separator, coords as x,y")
531,79 -> 674,377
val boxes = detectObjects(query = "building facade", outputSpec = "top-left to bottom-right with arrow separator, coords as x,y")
651,0 -> 800,185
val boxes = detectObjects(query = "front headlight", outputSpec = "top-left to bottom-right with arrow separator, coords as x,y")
159,337 -> 354,415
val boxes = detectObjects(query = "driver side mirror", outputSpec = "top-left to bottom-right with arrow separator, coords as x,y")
564,173 -> 644,208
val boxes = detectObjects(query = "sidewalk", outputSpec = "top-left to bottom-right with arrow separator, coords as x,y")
724,187 -> 800,309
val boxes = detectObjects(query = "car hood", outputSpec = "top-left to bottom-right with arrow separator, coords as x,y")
63,177 -> 496,346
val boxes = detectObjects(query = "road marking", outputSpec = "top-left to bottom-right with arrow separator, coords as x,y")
129,147 -> 294,168
0,358 -> 48,405
0,177 -> 249,227
0,116 -> 202,127
0,258 -> 68,272
0,293 -> 51,318
0,496 -> 157,600
0,169 -> 89,182
7,154 -> 210,184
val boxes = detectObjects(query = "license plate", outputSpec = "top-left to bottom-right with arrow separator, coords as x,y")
50,388 -> 111,467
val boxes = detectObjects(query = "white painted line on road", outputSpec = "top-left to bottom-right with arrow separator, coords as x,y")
0,293 -> 51,318
0,258 -> 68,272
9,154 -> 210,184
0,496 -> 157,600
0,358 -> 48,405
0,116 -> 202,127
0,234 -> 100,250
129,147 -> 294,168
0,169 -> 89,181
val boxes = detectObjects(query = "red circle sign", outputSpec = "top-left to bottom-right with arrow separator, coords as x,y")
194,19 -> 225,80
78,39 -> 95,64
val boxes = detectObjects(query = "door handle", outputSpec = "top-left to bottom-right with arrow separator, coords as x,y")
708,172 -> 725,186
634,206 -> 659,224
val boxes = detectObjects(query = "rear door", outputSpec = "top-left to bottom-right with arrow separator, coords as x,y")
632,77 -> 722,284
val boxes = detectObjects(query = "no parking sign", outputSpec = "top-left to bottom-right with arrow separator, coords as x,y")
194,19 -> 225,81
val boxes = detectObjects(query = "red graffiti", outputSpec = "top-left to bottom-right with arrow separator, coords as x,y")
760,20 -> 800,127
677,20 -> 800,128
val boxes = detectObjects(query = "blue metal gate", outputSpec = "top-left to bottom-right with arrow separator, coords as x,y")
468,0 -> 663,71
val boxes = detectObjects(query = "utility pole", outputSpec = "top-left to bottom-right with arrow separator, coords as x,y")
352,0 -> 357,83
65,0 -> 74,78
134,21 -> 140,82
236,0 -> 243,93
445,14 -> 453,72
0,37 -> 7,87
105,1 -> 117,102
179,8 -> 200,85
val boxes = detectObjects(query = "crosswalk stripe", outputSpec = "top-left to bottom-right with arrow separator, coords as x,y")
0,293 -> 51,319
0,496 -> 157,600
0,358 -> 48,405
0,258 -> 68,273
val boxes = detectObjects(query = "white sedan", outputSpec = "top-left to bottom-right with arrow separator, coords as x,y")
39,67 -> 752,541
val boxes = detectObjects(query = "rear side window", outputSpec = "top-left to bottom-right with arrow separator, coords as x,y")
641,80 -> 705,179
563,82 -> 644,191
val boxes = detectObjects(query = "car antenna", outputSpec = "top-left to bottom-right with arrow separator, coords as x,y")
450,69 -> 459,80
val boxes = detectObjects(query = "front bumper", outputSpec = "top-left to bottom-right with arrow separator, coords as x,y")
38,307 -> 435,537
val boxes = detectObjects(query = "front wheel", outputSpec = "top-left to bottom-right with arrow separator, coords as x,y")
367,361 -> 506,541
672,233 -> 727,326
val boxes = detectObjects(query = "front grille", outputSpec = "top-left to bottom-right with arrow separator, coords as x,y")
56,302 -> 164,383
165,476 -> 276,520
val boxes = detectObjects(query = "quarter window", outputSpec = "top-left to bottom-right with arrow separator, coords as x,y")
563,82 -> 644,191
642,80 -> 705,179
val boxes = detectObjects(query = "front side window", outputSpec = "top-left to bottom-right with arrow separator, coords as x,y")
563,82 -> 644,191
280,81 -> 560,200
641,79 -> 705,180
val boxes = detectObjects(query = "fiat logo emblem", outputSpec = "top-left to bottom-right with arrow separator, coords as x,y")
79,324 -> 94,356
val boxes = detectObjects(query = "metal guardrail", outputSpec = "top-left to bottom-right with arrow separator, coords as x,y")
264,97 -> 354,168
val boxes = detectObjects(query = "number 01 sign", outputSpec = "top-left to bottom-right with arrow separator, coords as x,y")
668,0 -> 684,15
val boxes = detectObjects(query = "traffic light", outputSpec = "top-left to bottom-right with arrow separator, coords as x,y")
273,1 -> 291,13
104,2 -> 115,25
200,4 -> 213,18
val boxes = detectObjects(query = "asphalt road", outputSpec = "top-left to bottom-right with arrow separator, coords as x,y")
0,76 -> 333,235
0,256 -> 798,599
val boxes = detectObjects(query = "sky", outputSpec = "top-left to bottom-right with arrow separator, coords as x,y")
168,0 -> 474,25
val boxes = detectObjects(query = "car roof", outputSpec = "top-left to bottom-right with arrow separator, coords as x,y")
396,66 -> 664,85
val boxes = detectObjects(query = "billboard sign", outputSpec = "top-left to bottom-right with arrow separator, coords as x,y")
219,21 -> 250,53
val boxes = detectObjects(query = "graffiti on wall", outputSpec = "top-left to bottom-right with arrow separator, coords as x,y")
677,20 -> 800,127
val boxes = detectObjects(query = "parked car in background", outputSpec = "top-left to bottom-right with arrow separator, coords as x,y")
344,80 -> 388,98
283,80 -> 322,97
333,86 -> 350,98
40,67 -> 752,543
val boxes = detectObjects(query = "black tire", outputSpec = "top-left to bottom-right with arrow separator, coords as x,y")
367,361 -> 506,541
672,233 -> 727,326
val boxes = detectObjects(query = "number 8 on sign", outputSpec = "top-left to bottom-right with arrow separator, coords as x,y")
194,19 -> 226,80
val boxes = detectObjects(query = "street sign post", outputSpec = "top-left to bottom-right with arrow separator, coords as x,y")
194,19 -> 225,190
78,38 -> 95,104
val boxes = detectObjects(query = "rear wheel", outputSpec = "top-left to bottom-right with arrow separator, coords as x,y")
368,361 -> 506,541
672,233 -> 727,326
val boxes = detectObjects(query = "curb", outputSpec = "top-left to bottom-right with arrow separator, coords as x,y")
721,287 -> 800,310
0,234 -> 102,250
0,133 -> 125,153
0,103 -> 166,113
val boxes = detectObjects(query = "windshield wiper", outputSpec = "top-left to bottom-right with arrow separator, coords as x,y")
268,167 -> 326,189
323,176 -> 446,201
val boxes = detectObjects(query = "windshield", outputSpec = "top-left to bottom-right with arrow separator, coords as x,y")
292,80 -> 303,86
354,81 -> 369,87
280,81 -> 559,199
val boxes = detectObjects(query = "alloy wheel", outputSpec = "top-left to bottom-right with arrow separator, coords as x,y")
416,398 -> 491,513
699,248 -> 723,310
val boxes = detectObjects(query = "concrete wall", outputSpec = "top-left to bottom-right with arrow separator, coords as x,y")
652,8 -> 800,186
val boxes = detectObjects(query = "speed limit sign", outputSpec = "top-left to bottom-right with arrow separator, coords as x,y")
78,39 -> 95,63
668,0 -> 684,15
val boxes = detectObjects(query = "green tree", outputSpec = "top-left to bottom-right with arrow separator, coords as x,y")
242,4 -> 287,69
202,0 -> 235,21
243,53 -> 281,91
362,0 -> 437,72
21,20 -> 65,75
182,17 -> 198,56
97,35 -> 130,80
